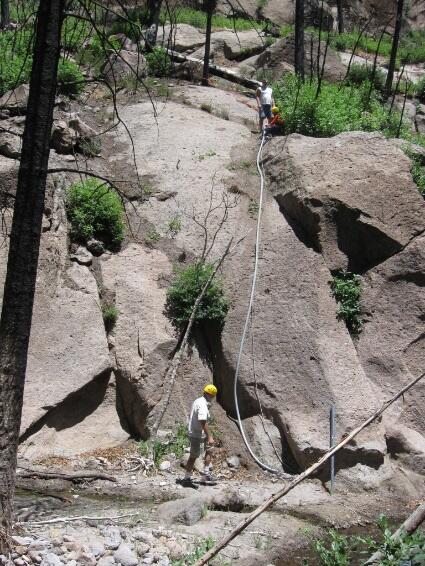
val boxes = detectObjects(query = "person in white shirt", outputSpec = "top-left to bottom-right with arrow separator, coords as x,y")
183,384 -> 218,486
255,79 -> 275,132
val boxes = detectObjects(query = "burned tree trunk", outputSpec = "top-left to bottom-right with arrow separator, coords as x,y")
385,0 -> 404,97
0,0 -> 10,29
294,0 -> 305,79
202,0 -> 216,86
0,0 -> 64,544
145,0 -> 162,49
336,0 -> 344,34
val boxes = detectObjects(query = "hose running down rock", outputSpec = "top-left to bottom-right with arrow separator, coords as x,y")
232,130 -> 280,474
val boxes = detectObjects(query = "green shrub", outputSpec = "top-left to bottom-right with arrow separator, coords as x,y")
309,517 -> 425,566
274,74 -> 406,139
0,30 -> 33,95
66,178 -> 125,248
346,63 -> 386,92
406,150 -> 425,196
102,305 -> 119,330
146,46 -> 172,77
140,423 -> 189,467
165,261 -> 230,330
57,58 -> 84,96
330,270 -> 363,335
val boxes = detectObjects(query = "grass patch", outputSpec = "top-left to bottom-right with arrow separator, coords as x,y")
146,46 -> 172,77
145,226 -> 161,245
330,270 -> 363,336
102,305 -> 119,331
416,76 -> 425,103
0,29 -> 33,95
346,63 -> 386,92
406,149 -> 425,197
66,178 -> 125,249
167,216 -> 182,237
248,198 -> 259,218
168,7 -> 261,31
165,261 -> 230,331
57,58 -> 84,96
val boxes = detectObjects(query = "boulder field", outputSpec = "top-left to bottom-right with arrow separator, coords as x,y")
0,83 -> 424,490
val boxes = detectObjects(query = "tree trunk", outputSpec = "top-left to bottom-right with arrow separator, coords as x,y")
0,0 -> 10,29
202,0 -> 215,86
294,0 -> 305,79
385,0 -> 404,97
0,0 -> 64,545
336,0 -> 344,34
145,0 -> 162,49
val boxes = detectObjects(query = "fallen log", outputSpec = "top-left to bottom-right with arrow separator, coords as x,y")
167,49 -> 260,90
194,371 -> 425,566
364,503 -> 425,564
17,512 -> 140,526
17,469 -> 117,483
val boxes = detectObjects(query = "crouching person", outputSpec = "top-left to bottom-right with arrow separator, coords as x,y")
182,384 -> 218,487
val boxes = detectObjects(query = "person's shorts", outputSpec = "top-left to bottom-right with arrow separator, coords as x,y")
259,104 -> 272,119
189,437 -> 206,459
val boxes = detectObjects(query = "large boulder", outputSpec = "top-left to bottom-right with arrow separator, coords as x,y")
0,131 -> 22,159
160,24 -> 205,53
101,50 -> 147,83
0,84 -> 30,114
265,132 -> 425,273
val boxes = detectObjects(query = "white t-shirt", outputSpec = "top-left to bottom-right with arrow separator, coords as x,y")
258,86 -> 273,105
188,396 -> 210,438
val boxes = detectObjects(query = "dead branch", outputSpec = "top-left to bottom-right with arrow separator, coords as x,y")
17,512 -> 140,526
194,371 -> 425,566
364,503 -> 425,564
17,469 -> 117,483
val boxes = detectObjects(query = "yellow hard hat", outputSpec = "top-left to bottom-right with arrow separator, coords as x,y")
204,384 -> 218,396
272,106 -> 279,114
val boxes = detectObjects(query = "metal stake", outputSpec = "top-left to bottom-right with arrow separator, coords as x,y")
330,405 -> 336,494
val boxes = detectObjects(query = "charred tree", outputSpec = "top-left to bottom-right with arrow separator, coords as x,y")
145,0 -> 162,49
336,0 -> 344,34
385,0 -> 404,97
294,0 -> 305,79
1,0 -> 10,29
0,0 -> 65,544
202,0 -> 216,86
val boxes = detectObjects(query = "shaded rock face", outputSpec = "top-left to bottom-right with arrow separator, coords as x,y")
265,132 -> 425,273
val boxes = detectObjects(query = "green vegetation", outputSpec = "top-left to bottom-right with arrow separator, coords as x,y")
248,198 -> 259,218
139,423 -> 189,467
145,227 -> 161,245
165,261 -> 230,331
416,76 -> 425,103
406,149 -> 425,196
102,305 -> 119,330
62,17 -> 93,52
312,28 -> 425,65
274,74 -> 405,139
146,46 -> 172,77
169,7 -> 259,31
308,517 -> 425,565
57,58 -> 84,96
167,216 -> 182,237
330,270 -> 363,335
66,178 -> 125,248
172,537 -> 215,566
0,29 -> 33,95
346,63 -> 386,92
200,102 -> 212,113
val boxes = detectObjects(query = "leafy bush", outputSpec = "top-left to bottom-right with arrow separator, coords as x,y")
274,74 -> 405,139
102,305 -> 119,331
165,261 -> 230,331
406,150 -> 425,196
57,58 -> 84,96
416,76 -> 425,103
330,270 -> 363,335
346,63 -> 386,92
66,178 -> 125,248
309,517 -> 425,566
146,46 -> 171,77
0,29 -> 33,95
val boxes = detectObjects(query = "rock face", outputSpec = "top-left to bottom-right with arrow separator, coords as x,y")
161,24 -> 205,53
101,50 -> 147,83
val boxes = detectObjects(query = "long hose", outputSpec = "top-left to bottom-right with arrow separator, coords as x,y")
233,130 -> 280,474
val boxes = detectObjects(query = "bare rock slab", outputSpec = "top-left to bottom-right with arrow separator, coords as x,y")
156,496 -> 206,526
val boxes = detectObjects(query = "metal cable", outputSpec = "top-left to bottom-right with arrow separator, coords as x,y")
233,130 -> 280,474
